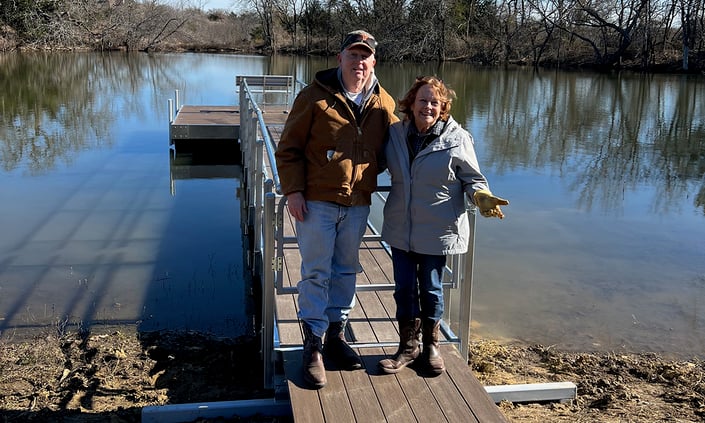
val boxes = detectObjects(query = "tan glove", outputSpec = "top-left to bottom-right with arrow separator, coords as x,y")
473,189 -> 509,219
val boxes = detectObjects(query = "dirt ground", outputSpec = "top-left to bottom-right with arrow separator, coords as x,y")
1,327 -> 703,422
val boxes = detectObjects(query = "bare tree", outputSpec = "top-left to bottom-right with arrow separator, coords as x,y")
275,0 -> 300,49
252,0 -> 277,52
532,0 -> 649,66
677,0 -> 703,69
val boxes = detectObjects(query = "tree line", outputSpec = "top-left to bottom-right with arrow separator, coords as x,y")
1,0 -> 703,72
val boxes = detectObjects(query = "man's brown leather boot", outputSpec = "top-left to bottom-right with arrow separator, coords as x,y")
324,320 -> 363,370
302,322 -> 326,388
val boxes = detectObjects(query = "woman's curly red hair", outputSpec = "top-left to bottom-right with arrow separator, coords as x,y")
398,75 -> 456,121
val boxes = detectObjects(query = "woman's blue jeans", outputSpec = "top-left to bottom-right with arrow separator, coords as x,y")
295,200 -> 370,338
390,247 -> 446,322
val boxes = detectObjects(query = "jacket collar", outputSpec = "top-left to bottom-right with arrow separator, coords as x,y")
397,117 -> 462,152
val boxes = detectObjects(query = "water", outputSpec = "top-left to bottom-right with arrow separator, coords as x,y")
0,52 -> 257,338
1,52 -> 704,358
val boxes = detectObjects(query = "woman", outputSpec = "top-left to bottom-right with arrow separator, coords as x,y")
379,76 -> 508,375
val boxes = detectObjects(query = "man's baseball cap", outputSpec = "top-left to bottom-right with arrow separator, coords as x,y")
341,30 -> 377,54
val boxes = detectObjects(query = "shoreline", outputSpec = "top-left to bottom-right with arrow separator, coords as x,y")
1,327 -> 703,422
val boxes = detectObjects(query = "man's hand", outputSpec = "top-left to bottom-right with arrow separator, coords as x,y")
473,189 -> 509,219
287,192 -> 308,222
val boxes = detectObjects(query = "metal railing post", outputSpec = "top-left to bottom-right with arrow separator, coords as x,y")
238,76 -> 277,389
262,188 -> 276,389
253,137 -> 264,260
458,208 -> 477,360
239,87 -> 249,173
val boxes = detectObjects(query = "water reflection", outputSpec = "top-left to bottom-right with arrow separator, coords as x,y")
1,53 -> 113,173
371,63 -> 705,357
138,143 -> 250,336
0,53 -> 704,358
476,70 -> 705,215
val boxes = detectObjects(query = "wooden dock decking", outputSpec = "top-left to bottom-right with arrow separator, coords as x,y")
267,120 -> 508,421
275,197 -> 509,422
168,101 -> 509,422
169,105 -> 290,142
282,345 -> 506,422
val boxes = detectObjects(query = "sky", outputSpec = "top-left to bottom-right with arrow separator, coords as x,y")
160,0 -> 245,12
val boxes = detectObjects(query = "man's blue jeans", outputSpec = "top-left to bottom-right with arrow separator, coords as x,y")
295,200 -> 370,338
390,247 -> 446,322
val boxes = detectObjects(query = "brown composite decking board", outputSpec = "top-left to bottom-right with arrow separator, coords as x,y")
384,345 -> 448,422
171,105 -> 290,126
282,351 -> 326,421
360,347 -> 417,423
264,115 -> 507,422
278,210 -> 304,347
358,240 -> 399,343
444,347 -> 510,422
172,105 -> 240,125
284,345 -> 499,423
340,359 -> 388,422
319,370 -> 356,421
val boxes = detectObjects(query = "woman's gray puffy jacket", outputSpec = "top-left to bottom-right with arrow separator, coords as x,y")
381,117 -> 490,255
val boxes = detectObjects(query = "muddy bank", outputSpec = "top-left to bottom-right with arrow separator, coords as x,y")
1,329 -> 703,422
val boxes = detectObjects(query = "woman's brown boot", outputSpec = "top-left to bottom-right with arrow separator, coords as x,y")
421,319 -> 446,375
378,318 -> 421,374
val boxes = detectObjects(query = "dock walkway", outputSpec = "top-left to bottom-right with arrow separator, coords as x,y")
275,209 -> 508,422
267,124 -> 508,422
166,80 -> 510,422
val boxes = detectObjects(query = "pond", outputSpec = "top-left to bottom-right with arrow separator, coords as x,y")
1,52 -> 704,359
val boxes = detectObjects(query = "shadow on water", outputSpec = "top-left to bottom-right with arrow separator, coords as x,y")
0,138 -> 285,422
136,140 -> 255,336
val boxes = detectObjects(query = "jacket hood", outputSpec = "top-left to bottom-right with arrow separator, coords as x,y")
314,67 -> 380,101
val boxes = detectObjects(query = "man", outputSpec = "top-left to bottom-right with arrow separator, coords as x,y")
275,30 -> 398,389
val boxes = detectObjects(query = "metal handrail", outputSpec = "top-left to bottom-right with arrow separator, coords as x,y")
237,76 -> 476,389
